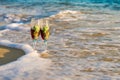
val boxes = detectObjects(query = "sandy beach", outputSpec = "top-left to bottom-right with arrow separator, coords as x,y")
0,45 -> 25,65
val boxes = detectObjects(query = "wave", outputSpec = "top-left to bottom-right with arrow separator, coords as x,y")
0,0 -> 120,10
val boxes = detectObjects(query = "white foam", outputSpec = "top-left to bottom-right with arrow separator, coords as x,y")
0,29 -> 9,37
50,10 -> 82,21
0,30 -> 51,80
0,22 -> 52,80
4,23 -> 29,31
58,10 -> 78,14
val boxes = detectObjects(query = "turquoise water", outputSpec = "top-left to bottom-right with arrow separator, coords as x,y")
0,0 -> 120,4
0,0 -> 120,23
0,0 -> 120,18
0,0 -> 120,14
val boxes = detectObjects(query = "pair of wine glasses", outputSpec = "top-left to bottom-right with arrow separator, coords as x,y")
30,19 -> 50,51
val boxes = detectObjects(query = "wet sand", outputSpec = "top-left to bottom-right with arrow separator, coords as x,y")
0,45 -> 25,65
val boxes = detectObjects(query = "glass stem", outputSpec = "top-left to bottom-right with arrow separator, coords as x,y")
44,40 -> 47,51
33,39 -> 37,50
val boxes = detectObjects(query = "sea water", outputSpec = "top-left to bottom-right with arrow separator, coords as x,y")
0,0 -> 120,20
0,0 -> 120,80
0,0 -> 120,23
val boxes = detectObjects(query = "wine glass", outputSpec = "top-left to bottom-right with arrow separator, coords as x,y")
30,20 -> 41,50
40,20 -> 50,51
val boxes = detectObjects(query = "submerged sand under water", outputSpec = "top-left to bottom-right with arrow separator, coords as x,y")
0,45 -> 25,65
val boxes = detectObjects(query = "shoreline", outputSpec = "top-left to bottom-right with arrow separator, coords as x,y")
0,45 -> 25,66
0,9 -> 120,79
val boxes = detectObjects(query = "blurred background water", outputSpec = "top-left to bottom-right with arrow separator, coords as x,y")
0,0 -> 120,15
0,0 -> 120,25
